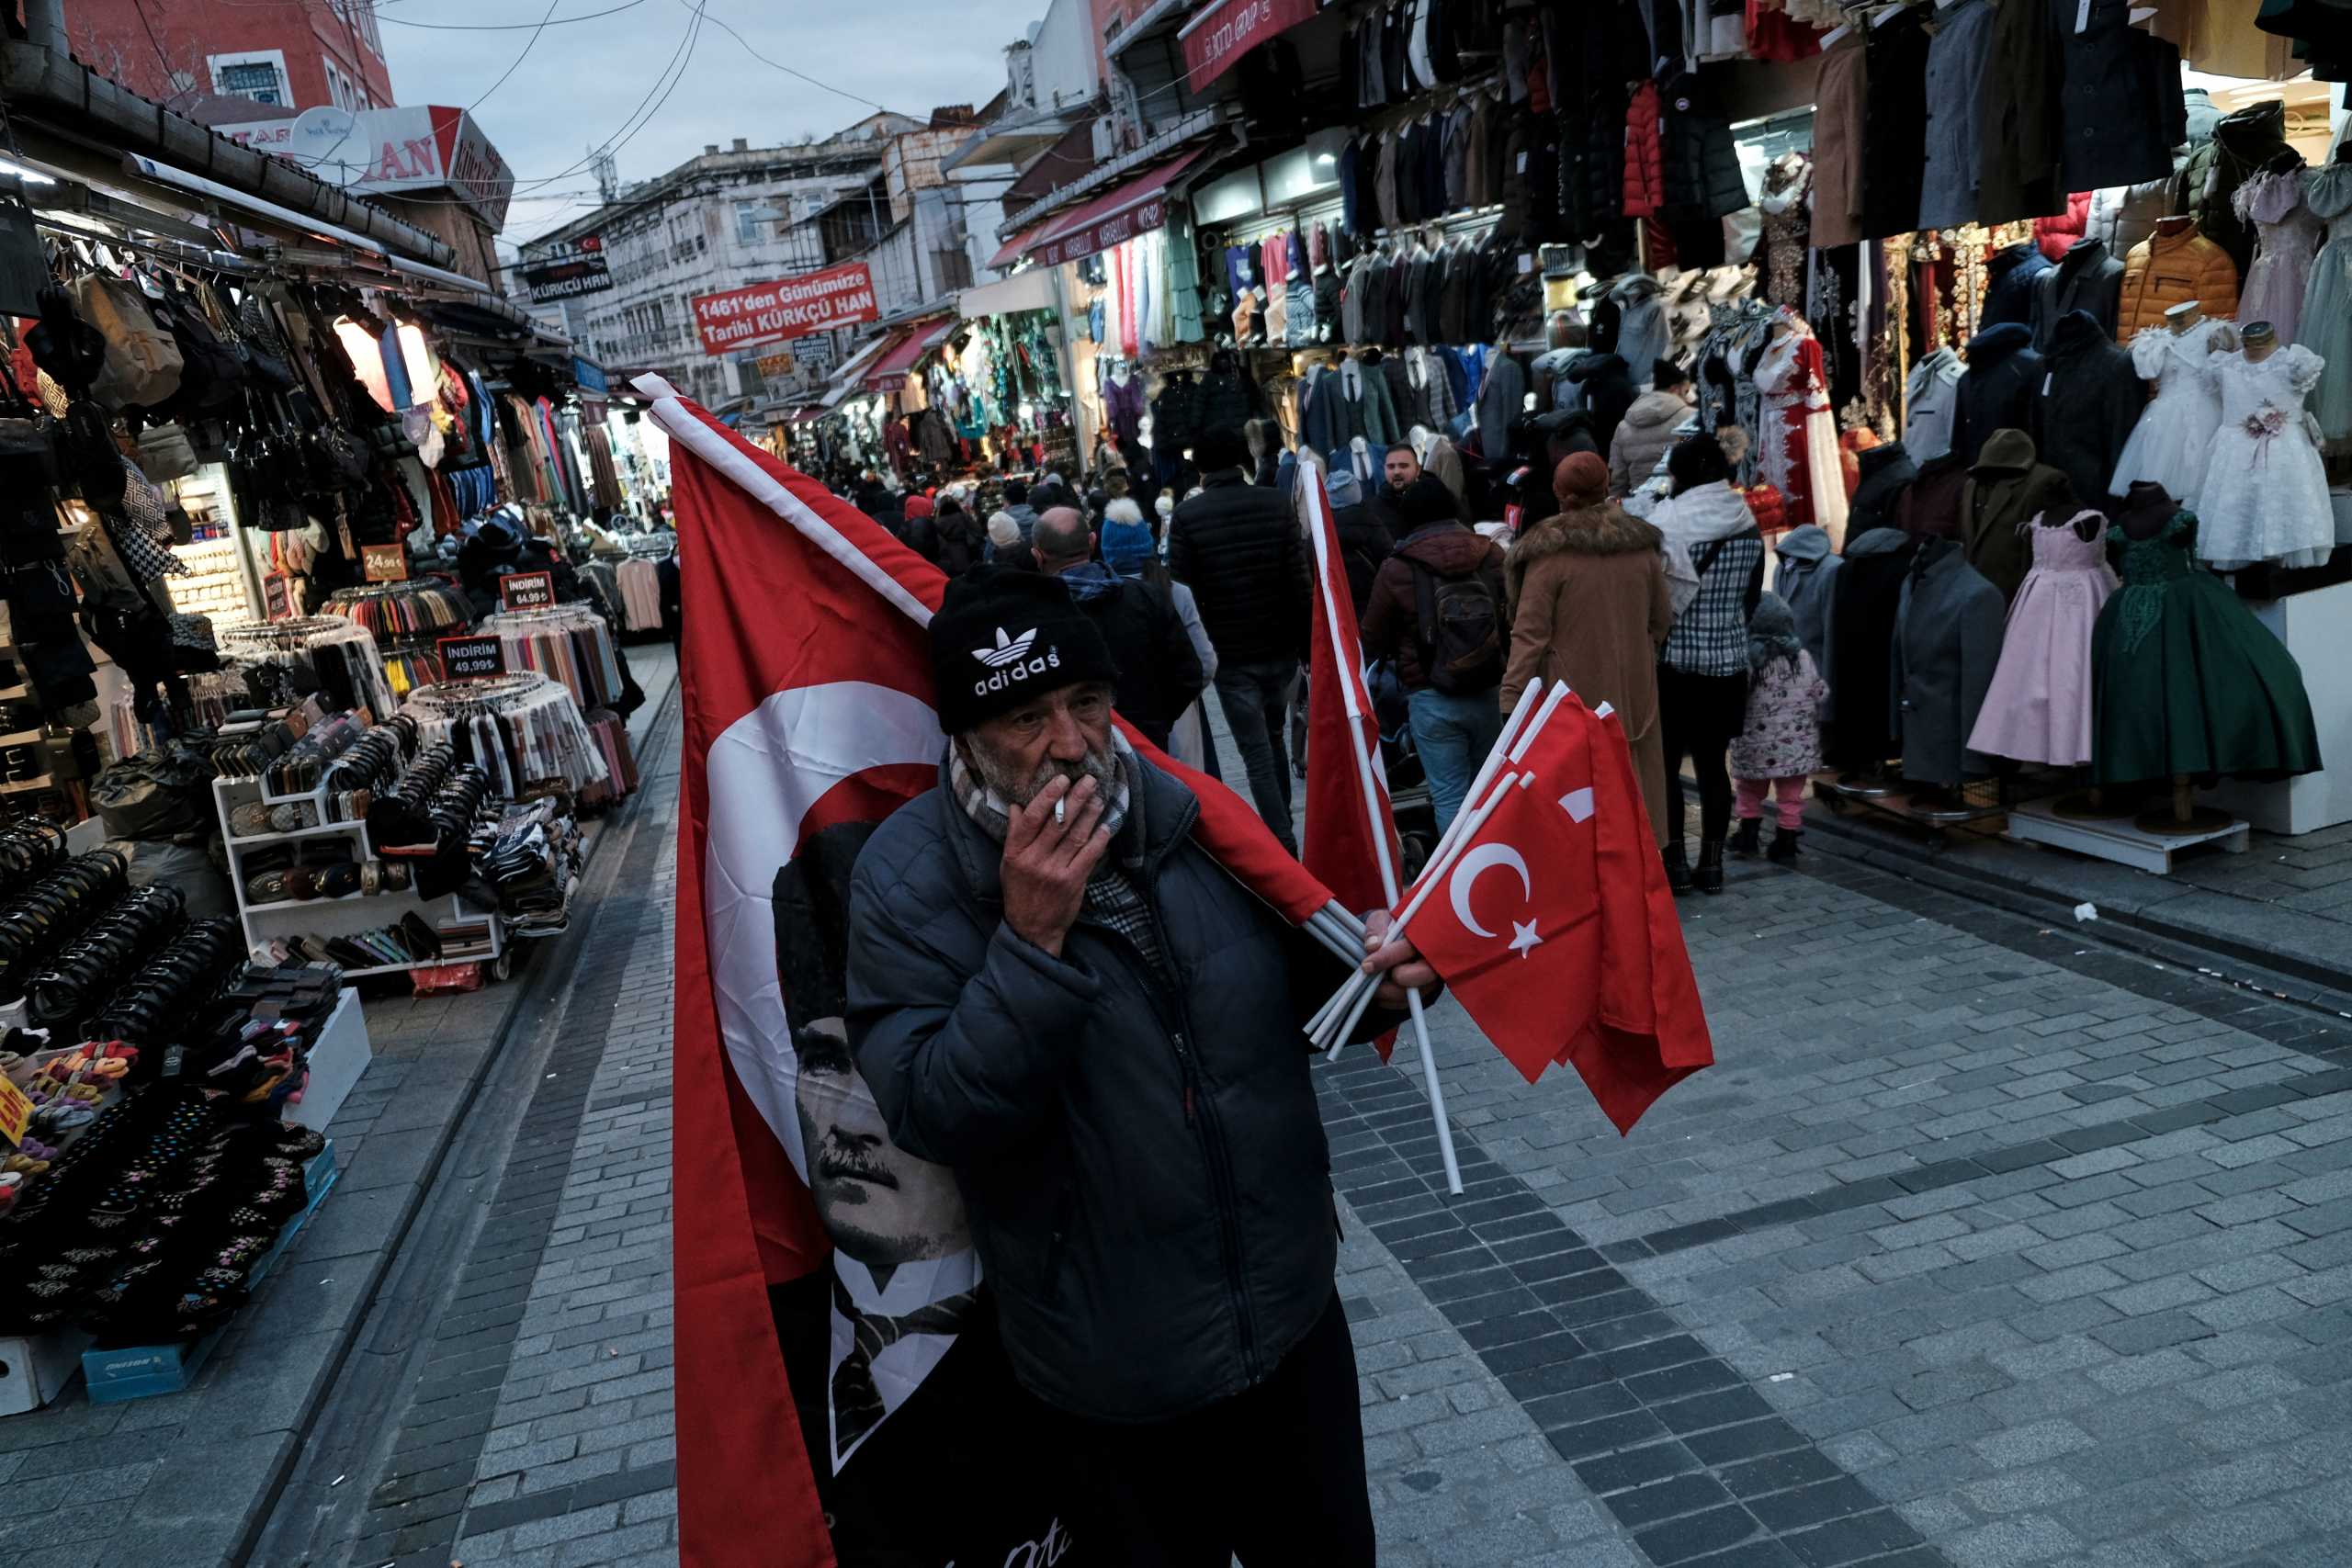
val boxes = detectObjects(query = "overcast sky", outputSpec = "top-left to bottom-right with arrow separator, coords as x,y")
378,0 -> 1049,247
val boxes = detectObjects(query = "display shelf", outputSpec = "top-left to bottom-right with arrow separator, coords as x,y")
226,818 -> 368,847
287,986 -> 370,1130
2006,798 -> 2251,875
0,1325 -> 93,1416
215,769 -> 502,978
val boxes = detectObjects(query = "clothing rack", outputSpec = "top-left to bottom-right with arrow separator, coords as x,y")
217,617 -> 398,724
321,581 -> 473,698
401,674 -> 608,797
475,604 -> 626,711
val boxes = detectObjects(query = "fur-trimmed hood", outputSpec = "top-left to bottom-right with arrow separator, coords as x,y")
1507,504 -> 1662,605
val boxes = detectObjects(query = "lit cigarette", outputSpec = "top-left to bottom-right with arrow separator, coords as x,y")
1054,799 -> 1066,826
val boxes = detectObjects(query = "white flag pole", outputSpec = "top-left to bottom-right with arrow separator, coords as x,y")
1300,471 -> 1462,1193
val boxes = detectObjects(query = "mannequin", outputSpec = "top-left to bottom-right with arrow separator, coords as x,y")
1752,309 -> 1848,544
2110,299 -> 2225,506
1969,504 -> 2116,773
2033,307 -> 2142,513
2088,478 -> 2322,832
2193,320 -> 2333,570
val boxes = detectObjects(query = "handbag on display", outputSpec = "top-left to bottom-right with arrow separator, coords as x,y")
0,200 -> 46,318
135,421 -> 198,481
69,271 -> 184,410
62,400 -> 124,508
25,285 -> 107,395
154,286 -> 246,418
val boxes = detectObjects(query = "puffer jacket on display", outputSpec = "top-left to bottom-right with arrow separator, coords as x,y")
1608,390 -> 1694,493
1195,351 -> 1266,433
2178,99 -> 2291,275
1623,79 -> 1666,219
2035,192 -> 2092,264
2116,222 -> 2241,339
846,754 -> 1375,1424
2087,177 -> 2176,256
1658,68 -> 1747,221
1981,243 -> 2053,329
1847,441 -> 1919,538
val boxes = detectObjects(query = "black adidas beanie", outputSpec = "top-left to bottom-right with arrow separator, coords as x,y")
929,565 -> 1119,734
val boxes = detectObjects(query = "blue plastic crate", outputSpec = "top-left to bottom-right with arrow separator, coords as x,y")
81,1142 -> 340,1404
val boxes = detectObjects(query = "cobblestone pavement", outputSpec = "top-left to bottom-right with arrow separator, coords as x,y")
25,666 -> 2352,1568
0,645 -> 675,1568
1804,794 -> 2352,1000
1329,841 -> 2352,1568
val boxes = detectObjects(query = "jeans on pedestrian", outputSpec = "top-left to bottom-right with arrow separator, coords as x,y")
1408,685 -> 1505,833
1736,773 -> 1807,829
1214,659 -> 1300,853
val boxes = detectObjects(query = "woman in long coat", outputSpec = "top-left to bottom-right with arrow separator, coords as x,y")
1502,452 -> 1675,843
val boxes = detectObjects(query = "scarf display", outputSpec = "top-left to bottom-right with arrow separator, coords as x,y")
400,672 -> 609,796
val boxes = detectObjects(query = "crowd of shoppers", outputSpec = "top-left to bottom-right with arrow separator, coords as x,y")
828,361 -> 1801,894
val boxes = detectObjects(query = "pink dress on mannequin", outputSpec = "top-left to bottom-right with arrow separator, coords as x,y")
1966,512 -> 2118,767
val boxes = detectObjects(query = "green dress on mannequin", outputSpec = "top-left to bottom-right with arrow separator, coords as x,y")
2089,482 -> 2322,787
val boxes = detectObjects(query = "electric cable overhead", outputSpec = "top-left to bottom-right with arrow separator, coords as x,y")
468,0 -> 565,112
381,0 -> 649,28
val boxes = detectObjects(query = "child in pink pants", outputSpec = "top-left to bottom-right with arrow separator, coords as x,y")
1729,592 -> 1826,862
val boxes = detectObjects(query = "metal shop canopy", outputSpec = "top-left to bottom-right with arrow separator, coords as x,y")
1018,144 -> 1214,269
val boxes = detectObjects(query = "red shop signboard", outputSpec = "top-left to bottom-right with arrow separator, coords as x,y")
1032,194 -> 1169,268
1179,0 -> 1318,90
690,263 -> 877,355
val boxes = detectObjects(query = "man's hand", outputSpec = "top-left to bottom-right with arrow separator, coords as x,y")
1361,908 -> 1441,1010
1001,774 -> 1110,957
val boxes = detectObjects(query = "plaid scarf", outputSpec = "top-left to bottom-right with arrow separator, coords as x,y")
950,733 -> 1168,982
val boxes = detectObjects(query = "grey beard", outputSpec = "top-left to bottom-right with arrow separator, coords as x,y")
965,739 -> 1118,808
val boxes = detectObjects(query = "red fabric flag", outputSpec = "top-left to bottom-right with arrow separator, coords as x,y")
1399,694 -> 1713,1132
1299,465 -> 1399,920
647,378 -> 1336,1568
1400,706 -> 1607,1083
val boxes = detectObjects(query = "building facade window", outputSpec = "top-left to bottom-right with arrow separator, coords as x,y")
735,200 -> 762,243
209,51 -> 290,107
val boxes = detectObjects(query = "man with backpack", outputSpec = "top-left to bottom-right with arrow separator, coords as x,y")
1360,475 -> 1508,832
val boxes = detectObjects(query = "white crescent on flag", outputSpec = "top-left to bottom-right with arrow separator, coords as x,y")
1448,840 -> 1532,939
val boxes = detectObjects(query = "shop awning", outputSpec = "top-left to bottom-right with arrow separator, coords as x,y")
1178,0 -> 1318,90
1022,143 -> 1213,268
960,266 -> 1058,321
988,219 -> 1053,272
863,317 -> 952,391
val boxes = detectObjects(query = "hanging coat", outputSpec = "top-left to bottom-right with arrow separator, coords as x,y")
1623,80 -> 1667,220
1903,347 -> 1963,463
2030,311 -> 2143,511
1980,243 -> 2053,331
2178,99 -> 2291,275
1973,0 -> 2062,226
1949,323 -> 2041,467
2058,0 -> 2185,194
1959,427 -> 2074,604
2030,239 -> 2126,348
1890,538 -> 2007,787
1860,6 -> 1933,240
2115,224 -> 2242,339
1772,524 -> 1844,696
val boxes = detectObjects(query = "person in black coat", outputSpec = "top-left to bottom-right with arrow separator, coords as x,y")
1031,505 -> 1205,751
1168,424 -> 1311,852
1565,353 -> 1637,457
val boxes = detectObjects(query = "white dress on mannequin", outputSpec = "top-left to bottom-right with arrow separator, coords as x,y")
2193,344 -> 2334,571
2109,323 -> 2224,507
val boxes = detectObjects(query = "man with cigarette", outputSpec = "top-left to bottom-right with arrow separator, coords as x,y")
844,565 -> 1434,1564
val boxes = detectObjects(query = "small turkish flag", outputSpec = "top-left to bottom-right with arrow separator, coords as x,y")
1403,694 -> 1713,1132
1402,704 -> 1606,1084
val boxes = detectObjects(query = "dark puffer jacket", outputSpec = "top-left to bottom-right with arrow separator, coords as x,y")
1195,353 -> 1266,434
1950,323 -> 2041,468
1659,68 -> 1749,222
2030,311 -> 2141,511
1565,353 -> 1637,458
846,756 -> 1375,1423
1980,243 -> 2052,330
1167,469 -> 1310,665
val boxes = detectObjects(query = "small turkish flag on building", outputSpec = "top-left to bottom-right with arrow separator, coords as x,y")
1403,694 -> 1713,1132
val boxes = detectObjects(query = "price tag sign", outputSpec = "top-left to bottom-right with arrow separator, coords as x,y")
499,570 -> 556,612
0,1072 -> 31,1146
436,634 -> 507,680
264,573 -> 296,622
362,544 -> 409,582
